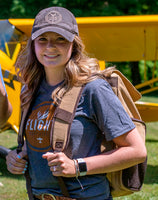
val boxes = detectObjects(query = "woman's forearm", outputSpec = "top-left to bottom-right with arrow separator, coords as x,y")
0,80 -> 12,128
84,129 -> 147,175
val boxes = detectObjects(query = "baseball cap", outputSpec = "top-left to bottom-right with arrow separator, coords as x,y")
31,7 -> 79,42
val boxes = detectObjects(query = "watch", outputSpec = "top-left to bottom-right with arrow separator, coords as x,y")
77,158 -> 87,176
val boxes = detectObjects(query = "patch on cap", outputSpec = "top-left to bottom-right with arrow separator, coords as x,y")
45,11 -> 62,24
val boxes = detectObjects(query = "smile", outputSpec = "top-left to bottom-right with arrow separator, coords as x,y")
45,54 -> 58,59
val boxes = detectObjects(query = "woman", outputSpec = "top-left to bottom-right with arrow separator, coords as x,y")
6,7 -> 146,200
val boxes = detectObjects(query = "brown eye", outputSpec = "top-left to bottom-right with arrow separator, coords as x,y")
38,37 -> 47,41
56,36 -> 67,42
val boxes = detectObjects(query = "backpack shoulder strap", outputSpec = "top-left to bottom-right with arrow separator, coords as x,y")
50,86 -> 84,198
51,86 -> 84,152
17,103 -> 30,153
17,85 -> 40,153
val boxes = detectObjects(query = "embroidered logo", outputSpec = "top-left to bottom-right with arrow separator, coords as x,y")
45,11 -> 62,24
37,137 -> 43,143
37,110 -> 49,120
25,102 -> 53,152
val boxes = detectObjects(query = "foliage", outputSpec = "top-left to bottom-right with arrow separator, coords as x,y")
1,0 -> 158,19
139,60 -> 158,81
109,60 -> 158,87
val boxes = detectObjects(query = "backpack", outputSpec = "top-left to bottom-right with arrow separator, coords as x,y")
51,68 -> 147,198
17,68 -> 147,199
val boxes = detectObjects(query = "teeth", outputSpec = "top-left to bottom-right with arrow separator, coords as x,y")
46,54 -> 57,58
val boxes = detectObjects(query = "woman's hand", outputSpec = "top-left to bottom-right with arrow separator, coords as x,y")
6,149 -> 28,174
42,152 -> 76,177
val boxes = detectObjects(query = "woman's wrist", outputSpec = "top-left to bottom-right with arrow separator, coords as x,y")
73,158 -> 87,177
73,159 -> 79,178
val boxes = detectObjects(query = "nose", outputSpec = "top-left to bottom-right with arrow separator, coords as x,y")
46,40 -> 56,49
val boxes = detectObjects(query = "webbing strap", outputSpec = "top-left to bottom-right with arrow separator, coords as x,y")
51,86 -> 83,152
50,86 -> 83,198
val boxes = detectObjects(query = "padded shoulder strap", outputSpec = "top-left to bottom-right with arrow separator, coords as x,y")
50,86 -> 84,152
17,103 -> 30,153
17,85 -> 40,153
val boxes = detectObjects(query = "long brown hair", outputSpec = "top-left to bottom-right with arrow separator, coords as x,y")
16,35 -> 107,109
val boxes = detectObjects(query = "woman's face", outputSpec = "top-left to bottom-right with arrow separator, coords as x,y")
34,32 -> 73,72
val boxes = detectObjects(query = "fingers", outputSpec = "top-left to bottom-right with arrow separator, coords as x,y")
42,152 -> 63,167
42,152 -> 55,159
42,152 -> 58,164
7,161 -> 28,174
42,152 -> 59,173
42,152 -> 75,177
50,165 -> 61,174
52,165 -> 58,172
6,150 -> 28,174
18,151 -> 28,162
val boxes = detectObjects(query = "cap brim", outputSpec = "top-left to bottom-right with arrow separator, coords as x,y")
31,26 -> 75,42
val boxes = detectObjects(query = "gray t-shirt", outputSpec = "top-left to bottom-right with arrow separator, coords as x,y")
25,78 -> 135,199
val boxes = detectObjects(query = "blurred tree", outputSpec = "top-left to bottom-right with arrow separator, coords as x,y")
0,1 -> 13,19
1,0 -> 158,19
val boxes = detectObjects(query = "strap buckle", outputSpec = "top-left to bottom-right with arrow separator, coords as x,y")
41,194 -> 56,200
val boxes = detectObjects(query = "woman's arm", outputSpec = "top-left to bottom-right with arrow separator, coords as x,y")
85,127 -> 147,175
0,75 -> 12,128
43,127 -> 147,178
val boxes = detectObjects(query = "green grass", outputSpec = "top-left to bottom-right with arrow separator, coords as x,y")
115,121 -> 158,200
0,129 -> 28,200
140,95 -> 158,103
0,120 -> 158,199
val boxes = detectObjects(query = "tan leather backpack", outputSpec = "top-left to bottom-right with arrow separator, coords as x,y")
17,68 -> 147,198
51,69 -> 147,197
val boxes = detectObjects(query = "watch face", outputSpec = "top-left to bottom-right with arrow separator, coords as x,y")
79,162 -> 87,172
77,158 -> 87,176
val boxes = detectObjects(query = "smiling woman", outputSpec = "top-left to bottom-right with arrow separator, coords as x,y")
6,6 -> 146,200
34,32 -> 73,85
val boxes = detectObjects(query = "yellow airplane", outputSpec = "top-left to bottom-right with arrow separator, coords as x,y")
0,15 -> 158,133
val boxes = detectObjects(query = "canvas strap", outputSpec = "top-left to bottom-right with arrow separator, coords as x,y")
50,86 -> 84,152
17,86 -> 84,199
49,86 -> 84,197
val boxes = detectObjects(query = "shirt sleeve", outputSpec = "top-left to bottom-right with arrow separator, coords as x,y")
83,79 -> 135,141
